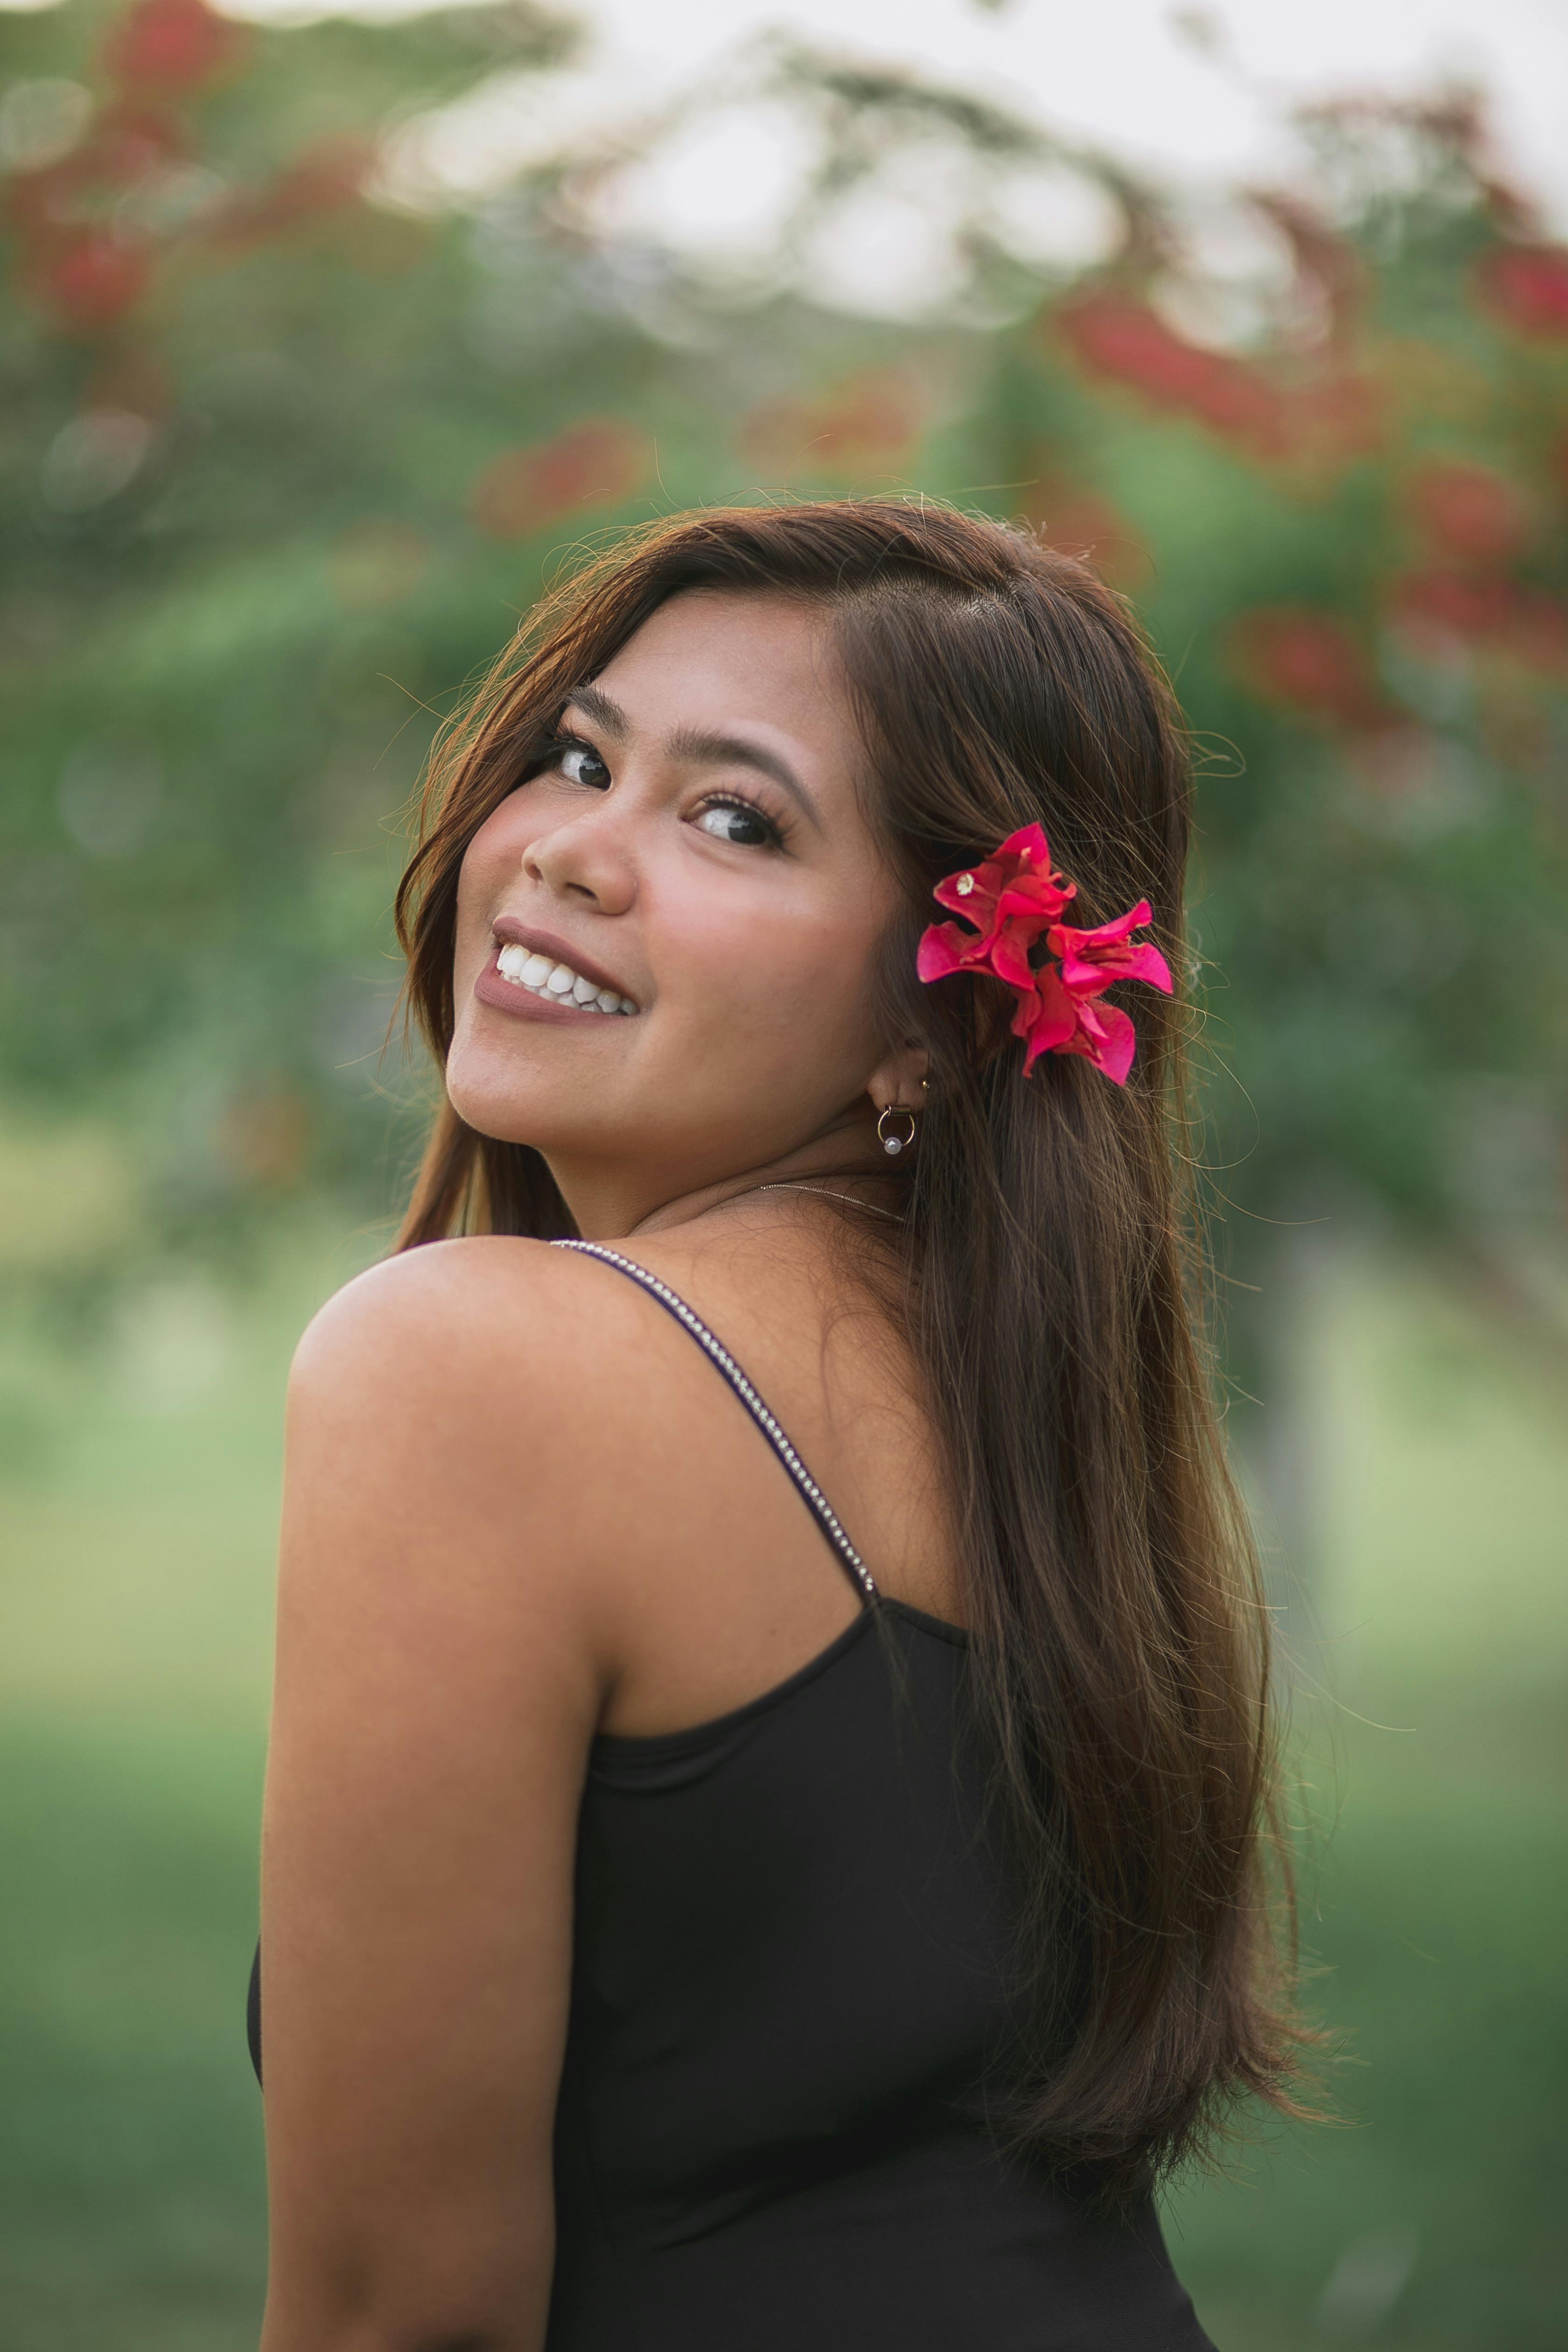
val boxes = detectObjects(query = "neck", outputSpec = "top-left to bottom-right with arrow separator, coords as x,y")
541,1110 -> 898,1242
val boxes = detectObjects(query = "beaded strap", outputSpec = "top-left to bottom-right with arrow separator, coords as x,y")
551,1239 -> 877,1605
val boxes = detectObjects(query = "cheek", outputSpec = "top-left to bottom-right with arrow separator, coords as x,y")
461,800 -> 521,889
455,799 -> 531,933
666,878 -> 886,1062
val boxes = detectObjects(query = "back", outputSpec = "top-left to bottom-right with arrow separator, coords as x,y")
551,1608 -> 1210,2352
543,1254 -> 1213,2352
252,1232 -> 1216,2351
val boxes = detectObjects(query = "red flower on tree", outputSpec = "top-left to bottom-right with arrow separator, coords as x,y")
103,0 -> 243,94
469,421 -> 651,541
1407,460 -> 1532,568
917,826 -> 1171,1084
1474,244 -> 1568,341
1057,295 -> 1289,455
1392,572 -> 1568,675
208,139 -> 370,250
739,369 -> 925,480
1229,607 -> 1395,732
32,233 -> 152,329
1023,472 -> 1152,593
1055,293 -> 1381,475
4,94 -> 190,330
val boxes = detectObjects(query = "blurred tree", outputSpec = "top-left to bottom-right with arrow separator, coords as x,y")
3,9 -> 1564,1465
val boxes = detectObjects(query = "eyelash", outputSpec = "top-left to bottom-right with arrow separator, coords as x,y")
539,735 -> 609,788
693,792 -> 789,852
538,736 -> 790,852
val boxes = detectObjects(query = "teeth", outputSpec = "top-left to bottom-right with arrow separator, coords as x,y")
494,942 -> 635,1014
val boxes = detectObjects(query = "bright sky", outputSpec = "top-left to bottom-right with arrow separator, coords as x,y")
5,0 -> 1563,287
217,0 -> 1568,227
595,0 -> 1567,206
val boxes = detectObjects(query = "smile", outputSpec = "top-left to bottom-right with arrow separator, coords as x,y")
495,944 -> 637,1015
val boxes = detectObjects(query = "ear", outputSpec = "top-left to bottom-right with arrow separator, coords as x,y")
866,1038 -> 930,1115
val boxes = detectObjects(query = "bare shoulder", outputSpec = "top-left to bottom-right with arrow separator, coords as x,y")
280,1235 -> 689,1666
291,1232 -> 647,1407
261,1241 -> 619,2342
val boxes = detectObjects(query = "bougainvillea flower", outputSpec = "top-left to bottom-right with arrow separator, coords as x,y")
918,833 -> 1172,1085
1047,902 -> 1174,999
1011,967 -> 1140,1085
916,823 -> 1076,991
1012,903 -> 1173,1081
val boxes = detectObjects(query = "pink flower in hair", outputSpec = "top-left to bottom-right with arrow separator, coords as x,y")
1049,903 -> 1174,1001
918,834 -> 1173,1086
915,823 -> 1075,992
1015,901 -> 1174,1082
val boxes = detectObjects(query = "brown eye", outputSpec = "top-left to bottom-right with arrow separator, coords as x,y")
559,744 -> 611,790
696,800 -> 777,848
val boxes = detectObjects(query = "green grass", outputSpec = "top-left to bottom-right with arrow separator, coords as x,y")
0,1231 -> 1563,2348
1169,1767 -> 1568,2348
0,1713 -> 267,2352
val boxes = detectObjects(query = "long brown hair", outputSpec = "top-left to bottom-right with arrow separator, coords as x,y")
393,501 -> 1307,2198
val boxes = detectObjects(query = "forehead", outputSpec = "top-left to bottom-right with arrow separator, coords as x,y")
587,591 -> 854,765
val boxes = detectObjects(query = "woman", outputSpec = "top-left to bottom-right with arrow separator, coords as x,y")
252,501 -> 1302,2351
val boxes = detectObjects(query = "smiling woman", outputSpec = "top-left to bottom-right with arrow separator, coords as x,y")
253,502 -> 1309,2352
435,590 -> 919,1239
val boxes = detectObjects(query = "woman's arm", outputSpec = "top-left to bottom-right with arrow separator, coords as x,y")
257,1240 -> 616,2352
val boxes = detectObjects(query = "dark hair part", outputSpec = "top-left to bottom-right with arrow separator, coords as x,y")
394,500 -> 1309,2198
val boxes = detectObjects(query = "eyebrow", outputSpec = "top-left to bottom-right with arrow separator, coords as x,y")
562,683 -> 628,741
561,684 -> 823,833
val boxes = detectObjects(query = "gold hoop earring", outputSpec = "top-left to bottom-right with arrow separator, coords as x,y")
877,1105 -> 918,1157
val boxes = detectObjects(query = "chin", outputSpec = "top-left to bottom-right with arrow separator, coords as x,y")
445,1052 -> 546,1149
448,1058 -> 627,1161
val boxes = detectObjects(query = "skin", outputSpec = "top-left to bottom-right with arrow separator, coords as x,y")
259,592 -> 959,2352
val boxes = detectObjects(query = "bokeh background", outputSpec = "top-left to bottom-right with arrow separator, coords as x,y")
2,0 -> 1565,2345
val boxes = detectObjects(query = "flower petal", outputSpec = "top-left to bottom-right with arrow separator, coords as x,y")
1048,901 -> 1172,997
998,871 -> 1076,923
916,920 -> 983,982
1063,898 -> 1154,951
1059,1001 -> 1137,1085
1014,966 -> 1079,1072
1115,941 -> 1174,994
996,822 -> 1055,866
989,915 -> 1050,991
920,834 -> 1161,1087
933,866 -> 996,921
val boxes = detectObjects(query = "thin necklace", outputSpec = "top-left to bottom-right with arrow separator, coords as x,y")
752,1182 -> 906,1225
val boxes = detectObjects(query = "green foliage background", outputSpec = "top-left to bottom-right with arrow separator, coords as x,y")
2,4 -> 1565,2346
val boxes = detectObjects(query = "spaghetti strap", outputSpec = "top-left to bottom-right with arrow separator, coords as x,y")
551,1238 -> 878,1605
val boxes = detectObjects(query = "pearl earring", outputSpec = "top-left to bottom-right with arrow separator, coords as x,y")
877,1106 -> 918,1157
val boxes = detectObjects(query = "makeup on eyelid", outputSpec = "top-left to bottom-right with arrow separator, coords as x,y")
538,731 -> 791,853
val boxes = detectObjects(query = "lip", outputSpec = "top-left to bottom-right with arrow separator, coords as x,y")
490,917 -> 637,1006
473,918 -> 639,1027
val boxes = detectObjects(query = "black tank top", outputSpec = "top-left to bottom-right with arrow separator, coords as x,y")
249,1242 -> 1215,2352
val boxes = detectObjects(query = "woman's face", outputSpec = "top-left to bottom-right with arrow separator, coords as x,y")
447,590 -> 910,1211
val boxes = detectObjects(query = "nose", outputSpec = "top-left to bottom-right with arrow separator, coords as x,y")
521,800 -> 637,915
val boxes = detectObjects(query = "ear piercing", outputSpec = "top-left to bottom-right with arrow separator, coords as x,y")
877,1106 -> 919,1157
